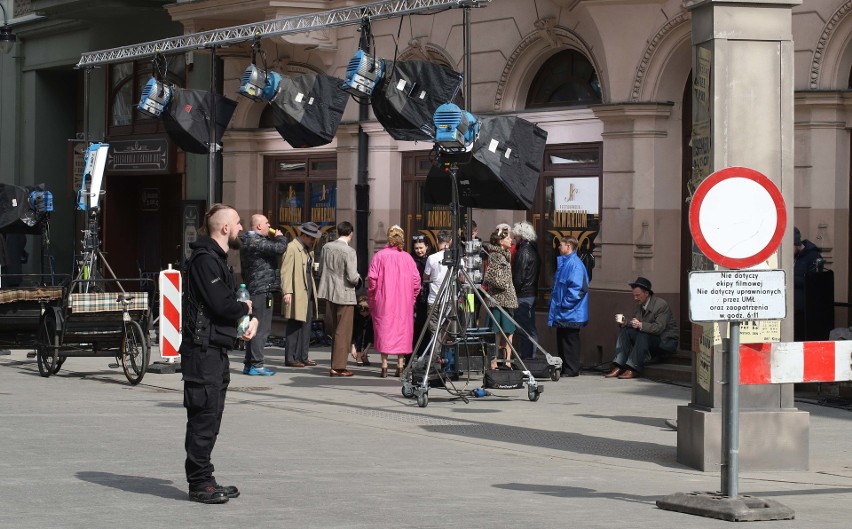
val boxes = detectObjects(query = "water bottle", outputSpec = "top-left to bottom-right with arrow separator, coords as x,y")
236,284 -> 251,335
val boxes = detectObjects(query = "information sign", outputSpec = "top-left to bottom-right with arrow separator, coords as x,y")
689,270 -> 786,322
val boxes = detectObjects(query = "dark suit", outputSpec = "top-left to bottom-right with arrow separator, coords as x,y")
612,295 -> 679,373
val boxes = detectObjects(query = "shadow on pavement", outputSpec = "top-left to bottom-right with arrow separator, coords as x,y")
576,413 -> 674,429
76,471 -> 185,501
494,482 -> 658,504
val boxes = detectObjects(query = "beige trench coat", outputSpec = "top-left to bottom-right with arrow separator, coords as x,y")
280,238 -> 319,322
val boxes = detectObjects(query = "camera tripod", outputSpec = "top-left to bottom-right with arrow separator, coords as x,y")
401,163 -> 557,408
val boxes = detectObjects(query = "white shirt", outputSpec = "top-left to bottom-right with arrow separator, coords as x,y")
424,249 -> 449,305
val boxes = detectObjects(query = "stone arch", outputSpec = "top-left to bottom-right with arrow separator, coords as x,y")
810,0 -> 852,90
494,25 -> 604,112
397,41 -> 455,68
629,11 -> 692,102
231,61 -> 325,129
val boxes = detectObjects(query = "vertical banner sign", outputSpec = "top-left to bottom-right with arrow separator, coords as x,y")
159,267 -> 182,360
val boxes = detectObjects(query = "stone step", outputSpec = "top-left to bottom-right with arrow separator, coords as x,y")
644,361 -> 693,383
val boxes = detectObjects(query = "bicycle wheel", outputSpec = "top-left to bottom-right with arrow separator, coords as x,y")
121,320 -> 149,385
36,312 -> 58,377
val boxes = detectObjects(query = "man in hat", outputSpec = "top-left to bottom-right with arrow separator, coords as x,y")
280,222 -> 321,367
605,276 -> 679,379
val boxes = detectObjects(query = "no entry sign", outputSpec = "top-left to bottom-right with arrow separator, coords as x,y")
689,167 -> 787,269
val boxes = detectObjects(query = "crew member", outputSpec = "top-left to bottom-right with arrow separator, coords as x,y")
181,204 -> 258,504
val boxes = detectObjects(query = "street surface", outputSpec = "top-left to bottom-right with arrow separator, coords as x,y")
1,346 -> 851,528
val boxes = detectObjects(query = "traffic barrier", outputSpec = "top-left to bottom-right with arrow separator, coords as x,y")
740,341 -> 852,384
158,266 -> 182,360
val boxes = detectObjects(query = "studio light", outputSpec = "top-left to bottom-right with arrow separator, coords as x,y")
162,87 -> 238,154
137,77 -> 173,118
341,49 -> 384,98
77,143 -> 110,211
425,115 -> 548,210
238,64 -> 283,101
371,60 -> 464,141
269,73 -> 349,148
137,54 -> 172,118
0,183 -> 52,234
433,103 -> 479,153
341,14 -> 384,98
0,3 -> 16,55
238,38 -> 282,102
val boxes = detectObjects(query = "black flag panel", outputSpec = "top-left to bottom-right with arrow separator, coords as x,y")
424,116 -> 548,210
269,73 -> 349,148
162,88 -> 238,154
371,60 -> 463,142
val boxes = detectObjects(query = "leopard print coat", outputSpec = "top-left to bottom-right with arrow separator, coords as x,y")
482,243 -> 518,309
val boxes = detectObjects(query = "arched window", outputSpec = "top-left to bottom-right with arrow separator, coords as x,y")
108,55 -> 185,136
526,50 -> 601,109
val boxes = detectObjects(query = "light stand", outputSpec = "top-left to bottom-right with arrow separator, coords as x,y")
402,162 -> 551,407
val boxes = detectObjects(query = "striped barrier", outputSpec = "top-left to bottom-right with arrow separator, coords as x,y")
740,341 -> 852,384
158,266 -> 182,360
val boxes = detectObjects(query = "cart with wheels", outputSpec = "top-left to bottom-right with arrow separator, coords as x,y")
35,278 -> 152,385
0,279 -> 66,352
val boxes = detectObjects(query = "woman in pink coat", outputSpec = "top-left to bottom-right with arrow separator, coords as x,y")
368,225 -> 422,377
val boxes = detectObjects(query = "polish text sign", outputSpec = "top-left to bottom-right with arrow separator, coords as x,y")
689,269 -> 786,322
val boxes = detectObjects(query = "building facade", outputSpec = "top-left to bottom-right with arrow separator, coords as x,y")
2,0 -> 851,365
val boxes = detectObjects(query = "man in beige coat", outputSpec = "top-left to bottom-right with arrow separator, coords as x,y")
317,221 -> 360,377
280,222 -> 320,367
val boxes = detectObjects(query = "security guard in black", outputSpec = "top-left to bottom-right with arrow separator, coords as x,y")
181,205 -> 256,504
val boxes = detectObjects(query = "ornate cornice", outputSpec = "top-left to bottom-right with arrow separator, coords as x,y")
630,11 -> 689,102
810,0 -> 852,90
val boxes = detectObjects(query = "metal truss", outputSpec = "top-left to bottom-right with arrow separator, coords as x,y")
77,0 -> 490,68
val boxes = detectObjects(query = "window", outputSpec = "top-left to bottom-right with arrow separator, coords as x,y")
526,50 -> 602,109
264,154 -> 338,241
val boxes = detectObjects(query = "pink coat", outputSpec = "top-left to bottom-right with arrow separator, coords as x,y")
368,245 -> 421,355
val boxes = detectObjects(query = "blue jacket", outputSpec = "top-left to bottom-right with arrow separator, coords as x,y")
548,251 -> 589,327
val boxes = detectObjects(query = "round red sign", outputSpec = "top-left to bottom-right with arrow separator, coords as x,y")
688,167 -> 787,269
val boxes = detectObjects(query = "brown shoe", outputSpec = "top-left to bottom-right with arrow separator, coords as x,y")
618,369 -> 639,379
285,362 -> 306,368
394,367 -> 402,377
379,367 -> 388,378
329,369 -> 354,377
604,367 -> 623,378
304,360 -> 317,366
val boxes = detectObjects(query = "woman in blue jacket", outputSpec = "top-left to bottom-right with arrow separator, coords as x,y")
547,236 -> 589,377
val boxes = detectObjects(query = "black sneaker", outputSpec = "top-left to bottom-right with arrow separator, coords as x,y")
188,485 -> 229,504
215,482 -> 240,498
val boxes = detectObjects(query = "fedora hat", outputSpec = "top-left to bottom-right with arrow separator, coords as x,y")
298,222 -> 321,238
628,276 -> 653,294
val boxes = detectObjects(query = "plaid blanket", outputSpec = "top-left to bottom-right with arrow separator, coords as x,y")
68,292 -> 148,313
0,287 -> 64,305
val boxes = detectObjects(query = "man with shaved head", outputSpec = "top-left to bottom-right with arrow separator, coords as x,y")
239,213 -> 287,375
181,203 -> 259,504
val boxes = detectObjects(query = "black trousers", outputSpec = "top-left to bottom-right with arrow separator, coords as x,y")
556,327 -> 581,376
184,347 -> 229,489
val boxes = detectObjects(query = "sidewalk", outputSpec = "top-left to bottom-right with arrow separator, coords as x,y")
1,345 -> 850,529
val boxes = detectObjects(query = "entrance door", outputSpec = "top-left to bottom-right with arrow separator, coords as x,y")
102,173 -> 183,281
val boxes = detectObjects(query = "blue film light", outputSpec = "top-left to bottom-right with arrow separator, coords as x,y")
341,49 -> 384,97
433,103 -> 479,153
238,64 -> 283,101
137,77 -> 172,118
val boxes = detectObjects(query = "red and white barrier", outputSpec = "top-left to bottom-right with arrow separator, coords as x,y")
158,266 -> 182,361
740,341 -> 852,385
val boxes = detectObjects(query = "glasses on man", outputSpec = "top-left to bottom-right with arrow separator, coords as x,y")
412,234 -> 426,241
